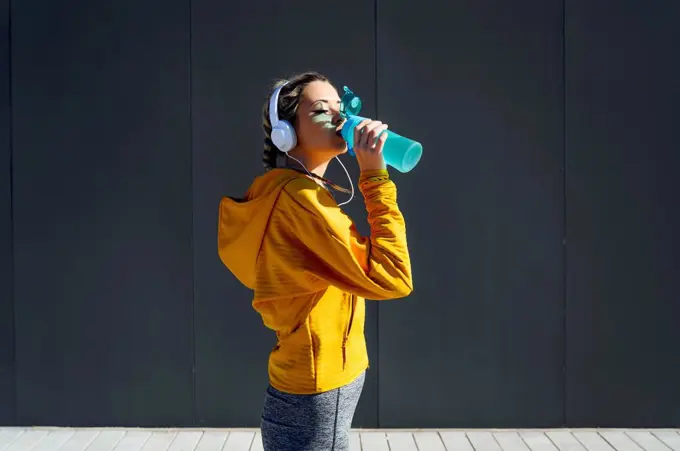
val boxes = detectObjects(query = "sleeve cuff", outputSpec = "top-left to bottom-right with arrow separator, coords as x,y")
359,169 -> 390,183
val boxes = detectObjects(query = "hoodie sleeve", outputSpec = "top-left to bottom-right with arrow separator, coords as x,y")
277,169 -> 413,300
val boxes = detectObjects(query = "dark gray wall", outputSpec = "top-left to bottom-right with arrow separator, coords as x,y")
3,0 -> 679,429
565,0 -> 680,427
378,0 -> 564,427
11,0 -> 194,426
377,0 -> 565,428
0,0 -> 15,425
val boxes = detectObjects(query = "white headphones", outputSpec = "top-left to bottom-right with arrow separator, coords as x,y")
269,81 -> 297,153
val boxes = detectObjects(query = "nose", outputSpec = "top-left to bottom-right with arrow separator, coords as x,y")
331,108 -> 344,125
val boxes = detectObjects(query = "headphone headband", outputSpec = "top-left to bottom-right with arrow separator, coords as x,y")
269,81 -> 288,127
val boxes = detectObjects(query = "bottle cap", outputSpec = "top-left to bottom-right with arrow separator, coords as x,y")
341,86 -> 362,117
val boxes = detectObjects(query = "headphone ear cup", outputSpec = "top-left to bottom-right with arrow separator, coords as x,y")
271,120 -> 297,153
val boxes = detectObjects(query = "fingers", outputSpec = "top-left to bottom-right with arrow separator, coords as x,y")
353,119 -> 371,150
354,119 -> 389,152
359,121 -> 383,149
373,128 -> 389,153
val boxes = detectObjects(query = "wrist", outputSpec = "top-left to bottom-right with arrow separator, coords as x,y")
358,161 -> 387,172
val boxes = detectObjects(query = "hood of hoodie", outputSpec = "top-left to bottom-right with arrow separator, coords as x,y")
217,168 -> 301,289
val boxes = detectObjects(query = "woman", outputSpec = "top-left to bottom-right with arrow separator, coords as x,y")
217,71 -> 413,451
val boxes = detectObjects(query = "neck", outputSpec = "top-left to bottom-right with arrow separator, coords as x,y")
286,150 -> 331,178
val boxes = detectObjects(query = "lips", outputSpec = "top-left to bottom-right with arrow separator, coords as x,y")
336,120 -> 346,137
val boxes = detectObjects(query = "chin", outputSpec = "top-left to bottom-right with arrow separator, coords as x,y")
332,136 -> 348,154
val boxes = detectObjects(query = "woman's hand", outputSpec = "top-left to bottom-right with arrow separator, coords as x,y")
348,118 -> 389,172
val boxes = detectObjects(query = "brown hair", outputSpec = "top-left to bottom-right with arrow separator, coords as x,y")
261,71 -> 330,171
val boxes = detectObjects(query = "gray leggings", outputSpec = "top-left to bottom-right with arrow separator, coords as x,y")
260,371 -> 366,451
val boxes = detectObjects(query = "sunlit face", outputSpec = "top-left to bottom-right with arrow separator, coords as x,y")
294,80 -> 347,157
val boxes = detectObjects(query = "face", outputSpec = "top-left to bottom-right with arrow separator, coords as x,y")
294,80 -> 347,158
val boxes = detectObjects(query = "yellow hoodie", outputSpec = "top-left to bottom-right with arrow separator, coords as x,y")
217,167 -> 412,394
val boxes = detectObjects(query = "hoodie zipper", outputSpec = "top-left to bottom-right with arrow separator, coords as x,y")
342,294 -> 356,370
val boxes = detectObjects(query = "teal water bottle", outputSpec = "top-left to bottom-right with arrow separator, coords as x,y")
340,114 -> 423,173
339,85 -> 423,173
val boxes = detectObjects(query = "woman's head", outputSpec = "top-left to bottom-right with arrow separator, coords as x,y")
262,72 -> 347,172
